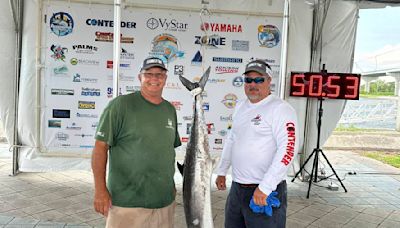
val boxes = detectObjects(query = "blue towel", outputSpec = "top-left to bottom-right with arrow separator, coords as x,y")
249,191 -> 281,217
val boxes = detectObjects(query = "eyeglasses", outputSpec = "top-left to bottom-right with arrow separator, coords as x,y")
142,72 -> 166,79
244,77 -> 266,84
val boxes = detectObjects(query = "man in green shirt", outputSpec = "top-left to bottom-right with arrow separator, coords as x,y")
92,57 -> 181,228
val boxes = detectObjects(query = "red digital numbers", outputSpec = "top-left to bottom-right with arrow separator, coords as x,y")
344,76 -> 359,99
291,74 -> 305,96
326,75 -> 340,98
290,72 -> 360,100
309,75 -> 323,97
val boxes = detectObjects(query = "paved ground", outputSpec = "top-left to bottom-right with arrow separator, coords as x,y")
1,144 -> 400,227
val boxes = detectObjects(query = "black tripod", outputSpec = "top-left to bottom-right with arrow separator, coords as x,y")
291,97 -> 347,198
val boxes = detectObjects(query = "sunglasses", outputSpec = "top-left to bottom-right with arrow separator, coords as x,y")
244,77 -> 266,84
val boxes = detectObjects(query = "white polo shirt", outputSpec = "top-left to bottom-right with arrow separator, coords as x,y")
216,94 -> 298,196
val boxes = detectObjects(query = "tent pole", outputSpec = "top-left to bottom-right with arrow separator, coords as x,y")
278,0 -> 290,99
113,0 -> 122,98
11,0 -> 24,176
35,0 -> 43,166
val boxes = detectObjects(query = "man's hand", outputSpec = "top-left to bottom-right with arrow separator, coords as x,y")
253,187 -> 267,206
215,175 -> 226,190
94,188 -> 112,217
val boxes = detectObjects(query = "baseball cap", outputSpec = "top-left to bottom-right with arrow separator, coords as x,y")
141,57 -> 167,71
244,59 -> 272,77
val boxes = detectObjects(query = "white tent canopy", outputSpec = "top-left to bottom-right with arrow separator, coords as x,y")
0,0 -> 398,174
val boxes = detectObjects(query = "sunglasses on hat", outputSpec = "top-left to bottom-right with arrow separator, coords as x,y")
244,77 -> 266,84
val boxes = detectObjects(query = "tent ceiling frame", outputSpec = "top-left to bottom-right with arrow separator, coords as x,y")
46,0 -> 284,17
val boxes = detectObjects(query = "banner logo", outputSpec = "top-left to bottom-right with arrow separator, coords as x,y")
232,40 -> 249,51
149,33 -> 184,63
191,51 -> 202,66
95,32 -> 134,43
86,19 -> 136,28
48,120 -> 61,128
78,101 -> 96,109
51,89 -> 74,95
50,12 -> 74,36
258,25 -> 280,48
146,18 -> 188,32
212,57 -> 242,63
221,93 -> 238,109
50,45 -> 68,61
53,109 -> 70,118
72,45 -> 98,54
200,23 -> 242,33
232,76 -> 244,87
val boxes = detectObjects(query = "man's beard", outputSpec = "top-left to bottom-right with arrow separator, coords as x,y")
247,94 -> 260,100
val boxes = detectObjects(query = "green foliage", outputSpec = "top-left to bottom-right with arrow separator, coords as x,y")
335,124 -> 363,132
362,152 -> 400,168
360,80 -> 395,96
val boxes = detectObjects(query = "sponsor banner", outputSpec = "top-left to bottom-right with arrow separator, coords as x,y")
146,18 -> 188,32
221,94 -> 238,109
215,66 -> 239,74
70,58 -> 99,66
258,24 -> 280,48
195,35 -> 226,48
72,44 -> 98,54
232,40 -> 249,51
95,32 -> 134,43
78,101 -> 96,109
76,112 -> 98,118
66,122 -> 82,130
81,87 -> 100,96
50,45 -> 68,61
43,3 -> 283,153
53,109 -> 70,118
232,76 -> 244,87
149,33 -> 184,63
86,18 -> 136,28
174,65 -> 184,75
48,120 -> 61,128
201,22 -> 243,33
72,73 -> 98,83
51,89 -> 74,95
50,12 -> 74,36
212,57 -> 243,63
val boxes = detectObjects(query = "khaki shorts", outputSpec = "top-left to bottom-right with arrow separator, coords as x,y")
105,202 -> 176,228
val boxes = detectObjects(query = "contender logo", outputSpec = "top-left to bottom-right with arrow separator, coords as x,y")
281,122 -> 296,166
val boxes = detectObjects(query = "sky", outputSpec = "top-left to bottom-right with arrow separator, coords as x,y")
353,6 -> 400,74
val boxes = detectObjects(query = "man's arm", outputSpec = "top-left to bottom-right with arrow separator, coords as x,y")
257,103 -> 298,199
92,140 -> 112,217
215,123 -> 234,190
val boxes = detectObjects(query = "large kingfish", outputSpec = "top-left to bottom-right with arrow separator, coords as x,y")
178,67 -> 214,228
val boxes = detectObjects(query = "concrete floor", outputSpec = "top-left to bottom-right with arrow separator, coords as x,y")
1,145 -> 400,227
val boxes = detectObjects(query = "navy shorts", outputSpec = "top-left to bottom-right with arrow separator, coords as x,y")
224,181 -> 287,228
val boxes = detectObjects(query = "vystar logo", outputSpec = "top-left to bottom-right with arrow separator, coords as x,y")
146,18 -> 188,32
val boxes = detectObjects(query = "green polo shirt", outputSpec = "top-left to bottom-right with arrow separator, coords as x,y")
95,92 -> 181,208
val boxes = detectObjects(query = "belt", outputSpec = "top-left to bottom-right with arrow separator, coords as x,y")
238,183 -> 259,188
237,180 -> 286,188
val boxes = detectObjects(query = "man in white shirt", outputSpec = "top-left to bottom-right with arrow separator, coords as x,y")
215,59 -> 298,228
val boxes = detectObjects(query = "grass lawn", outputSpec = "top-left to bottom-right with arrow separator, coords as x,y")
361,151 -> 400,168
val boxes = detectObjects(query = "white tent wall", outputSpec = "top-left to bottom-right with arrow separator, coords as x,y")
18,0 -> 92,171
289,0 -> 359,176
285,0 -> 314,174
0,0 -> 367,173
0,2 -> 17,149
